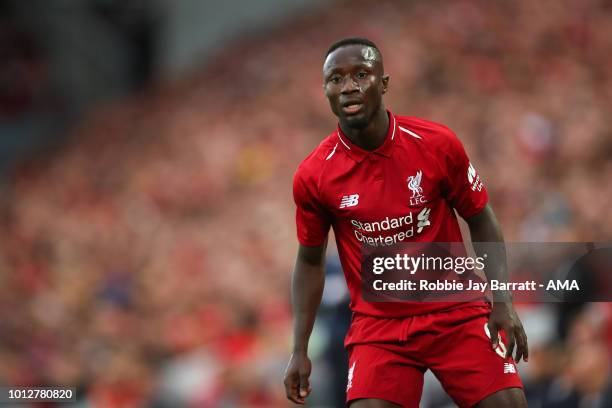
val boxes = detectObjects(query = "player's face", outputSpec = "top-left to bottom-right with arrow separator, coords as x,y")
323,45 -> 389,129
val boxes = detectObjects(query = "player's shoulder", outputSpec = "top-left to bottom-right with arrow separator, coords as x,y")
294,132 -> 339,180
395,115 -> 461,149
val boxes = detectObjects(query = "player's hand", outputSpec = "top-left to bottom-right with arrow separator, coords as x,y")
283,351 -> 312,404
488,300 -> 529,363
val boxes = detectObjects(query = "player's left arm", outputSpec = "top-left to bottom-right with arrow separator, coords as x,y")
466,205 -> 529,363
440,125 -> 528,362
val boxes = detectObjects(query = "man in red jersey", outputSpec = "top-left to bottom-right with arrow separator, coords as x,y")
283,37 -> 528,408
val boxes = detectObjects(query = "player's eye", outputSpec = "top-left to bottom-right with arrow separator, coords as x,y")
329,76 -> 342,84
356,71 -> 368,79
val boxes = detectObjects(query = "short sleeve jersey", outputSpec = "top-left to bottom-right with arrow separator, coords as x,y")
293,111 -> 489,324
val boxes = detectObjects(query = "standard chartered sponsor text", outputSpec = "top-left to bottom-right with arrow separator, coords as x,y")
351,211 -> 422,246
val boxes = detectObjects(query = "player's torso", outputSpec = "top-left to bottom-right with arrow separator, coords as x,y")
319,133 -> 460,248
304,115 -> 484,319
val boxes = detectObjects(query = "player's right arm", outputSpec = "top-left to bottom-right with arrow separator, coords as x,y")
284,241 -> 327,404
285,163 -> 331,404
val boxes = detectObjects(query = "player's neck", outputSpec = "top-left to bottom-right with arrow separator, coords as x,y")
340,109 -> 389,151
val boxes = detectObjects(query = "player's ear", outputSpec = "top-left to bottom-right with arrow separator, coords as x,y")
381,74 -> 390,94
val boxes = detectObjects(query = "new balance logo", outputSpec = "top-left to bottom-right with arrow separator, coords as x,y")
347,361 -> 356,391
340,194 -> 359,209
503,363 -> 516,374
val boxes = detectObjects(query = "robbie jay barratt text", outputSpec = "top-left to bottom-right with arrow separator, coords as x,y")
371,279 -> 580,292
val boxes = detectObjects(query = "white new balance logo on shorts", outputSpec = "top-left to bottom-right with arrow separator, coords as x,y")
503,363 -> 516,374
347,361 -> 356,391
340,194 -> 359,208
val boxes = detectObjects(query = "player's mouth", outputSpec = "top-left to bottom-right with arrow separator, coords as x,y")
341,102 -> 364,115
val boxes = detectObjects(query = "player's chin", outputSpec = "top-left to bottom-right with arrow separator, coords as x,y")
342,113 -> 369,129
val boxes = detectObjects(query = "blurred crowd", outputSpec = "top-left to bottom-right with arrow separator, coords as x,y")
1,0 -> 612,406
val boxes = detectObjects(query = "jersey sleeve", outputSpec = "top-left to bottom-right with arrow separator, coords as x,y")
442,131 -> 488,218
293,167 -> 331,246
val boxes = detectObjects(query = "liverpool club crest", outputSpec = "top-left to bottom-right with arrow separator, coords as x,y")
407,170 -> 427,205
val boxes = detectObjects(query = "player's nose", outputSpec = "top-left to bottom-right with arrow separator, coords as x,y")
340,77 -> 360,94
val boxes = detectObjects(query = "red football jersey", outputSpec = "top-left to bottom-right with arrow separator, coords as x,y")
293,110 -> 489,328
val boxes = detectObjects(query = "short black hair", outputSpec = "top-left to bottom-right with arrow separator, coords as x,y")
325,37 -> 382,60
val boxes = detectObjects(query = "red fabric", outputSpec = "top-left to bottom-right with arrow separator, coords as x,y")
346,306 -> 523,408
293,111 -> 489,321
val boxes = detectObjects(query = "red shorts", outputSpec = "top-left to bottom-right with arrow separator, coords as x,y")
346,307 -> 523,408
